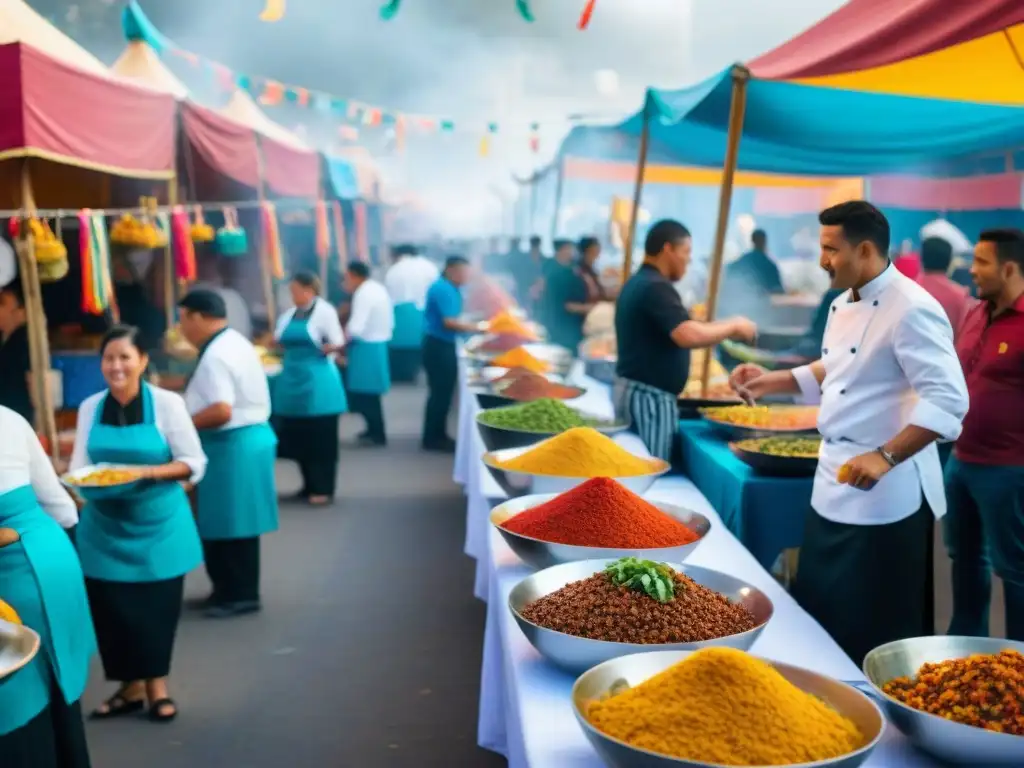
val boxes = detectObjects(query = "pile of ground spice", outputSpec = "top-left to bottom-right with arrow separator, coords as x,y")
585,647 -> 865,765
490,346 -> 550,373
494,427 -> 656,477
478,398 -> 598,433
497,374 -> 581,401
501,477 -> 698,547
520,567 -> 756,644
479,333 -> 535,352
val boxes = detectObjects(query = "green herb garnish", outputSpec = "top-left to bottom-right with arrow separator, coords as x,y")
603,557 -> 677,603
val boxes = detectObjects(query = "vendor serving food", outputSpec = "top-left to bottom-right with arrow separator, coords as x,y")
729,201 -> 968,665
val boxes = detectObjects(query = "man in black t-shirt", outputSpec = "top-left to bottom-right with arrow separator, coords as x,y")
0,279 -> 33,425
614,220 -> 757,459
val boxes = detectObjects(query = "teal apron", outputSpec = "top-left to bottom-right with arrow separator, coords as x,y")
272,304 -> 348,417
0,485 -> 95,735
346,340 -> 391,395
76,384 -> 203,582
390,302 -> 424,349
196,423 -> 279,540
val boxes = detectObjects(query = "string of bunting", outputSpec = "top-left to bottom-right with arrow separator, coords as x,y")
261,0 -> 600,28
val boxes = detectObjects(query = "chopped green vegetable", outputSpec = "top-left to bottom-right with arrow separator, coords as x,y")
477,398 -> 609,433
603,557 -> 677,603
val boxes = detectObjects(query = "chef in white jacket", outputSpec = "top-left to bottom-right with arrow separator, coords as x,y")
344,262 -> 394,446
385,244 -> 439,382
178,289 -> 278,618
730,201 -> 968,665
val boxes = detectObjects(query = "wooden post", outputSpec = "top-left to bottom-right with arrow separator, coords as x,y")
621,112 -> 650,286
16,161 -> 59,461
549,159 -> 565,243
253,135 -> 277,324
700,66 -> 750,396
163,178 -> 177,329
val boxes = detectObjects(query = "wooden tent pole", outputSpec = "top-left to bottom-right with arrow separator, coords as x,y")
16,161 -> 59,461
164,178 -> 177,329
700,66 -> 750,396
253,135 -> 277,324
549,159 -> 565,242
621,112 -> 650,287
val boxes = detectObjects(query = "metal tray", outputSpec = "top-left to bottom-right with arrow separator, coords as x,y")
730,443 -> 819,477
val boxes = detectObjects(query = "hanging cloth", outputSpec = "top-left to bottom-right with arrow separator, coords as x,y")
78,211 -> 116,316
353,201 -> 369,263
314,200 -> 331,262
331,201 -> 348,269
260,202 -> 285,279
170,206 -> 197,281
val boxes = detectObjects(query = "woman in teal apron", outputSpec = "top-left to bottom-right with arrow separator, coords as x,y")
177,288 -> 279,618
0,406 -> 95,768
344,263 -> 392,446
385,244 -> 431,383
272,272 -> 347,504
70,326 -> 206,722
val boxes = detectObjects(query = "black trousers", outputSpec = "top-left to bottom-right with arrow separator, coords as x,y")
277,414 -> 340,498
422,335 -> 457,446
793,503 -> 934,667
389,347 -> 422,383
349,392 -> 386,442
0,688 -> 91,768
203,537 -> 260,604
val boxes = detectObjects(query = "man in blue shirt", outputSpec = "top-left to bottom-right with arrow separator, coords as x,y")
422,256 -> 478,452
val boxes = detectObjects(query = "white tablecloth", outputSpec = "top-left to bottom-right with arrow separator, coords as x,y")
456,366 -> 941,768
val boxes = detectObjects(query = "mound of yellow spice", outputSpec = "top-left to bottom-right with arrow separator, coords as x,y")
585,648 -> 865,766
494,427 -> 657,477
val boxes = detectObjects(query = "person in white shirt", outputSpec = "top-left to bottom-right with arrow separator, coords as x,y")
178,289 -> 278,618
0,405 -> 94,767
344,262 -> 394,446
272,271 -> 347,505
384,244 -> 440,382
730,201 -> 968,665
69,325 -> 207,722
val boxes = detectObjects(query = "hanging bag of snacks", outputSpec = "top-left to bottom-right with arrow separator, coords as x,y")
216,206 -> 248,257
31,216 -> 69,282
190,205 -> 215,243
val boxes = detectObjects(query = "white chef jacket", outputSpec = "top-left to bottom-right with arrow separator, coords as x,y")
274,298 -> 345,348
347,280 -> 394,343
184,328 -> 271,430
385,256 -> 440,310
0,405 -> 78,528
70,386 -> 208,485
792,264 -> 968,525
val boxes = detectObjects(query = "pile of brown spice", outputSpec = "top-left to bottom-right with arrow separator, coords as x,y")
882,649 -> 1023,736
497,373 -> 580,401
519,569 -> 758,644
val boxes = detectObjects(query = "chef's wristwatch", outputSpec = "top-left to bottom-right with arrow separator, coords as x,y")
878,447 -> 898,467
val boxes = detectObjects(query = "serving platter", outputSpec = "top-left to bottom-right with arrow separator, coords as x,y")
0,618 -> 40,682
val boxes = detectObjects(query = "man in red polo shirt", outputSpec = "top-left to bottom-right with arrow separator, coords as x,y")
944,228 -> 1024,641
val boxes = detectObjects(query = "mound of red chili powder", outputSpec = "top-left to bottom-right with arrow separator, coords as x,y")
501,477 -> 699,548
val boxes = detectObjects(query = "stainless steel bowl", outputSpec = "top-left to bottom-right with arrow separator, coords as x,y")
700,406 -> 820,441
574,650 -> 884,768
491,494 -> 710,569
0,618 -> 41,682
475,413 -> 629,453
862,635 -> 1024,765
481,445 -> 669,499
509,560 -> 773,673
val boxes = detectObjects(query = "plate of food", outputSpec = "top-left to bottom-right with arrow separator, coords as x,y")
61,464 -> 147,502
700,404 -> 819,441
730,435 -> 821,476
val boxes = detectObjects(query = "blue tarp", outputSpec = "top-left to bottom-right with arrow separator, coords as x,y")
561,67 -> 1024,177
325,156 -> 360,200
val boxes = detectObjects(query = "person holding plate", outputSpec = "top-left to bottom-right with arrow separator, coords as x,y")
178,289 -> 278,618
272,271 -> 347,504
0,404 -> 94,767
69,325 -> 206,722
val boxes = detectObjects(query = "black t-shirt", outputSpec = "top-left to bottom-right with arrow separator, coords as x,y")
0,324 -> 33,423
615,264 -> 690,395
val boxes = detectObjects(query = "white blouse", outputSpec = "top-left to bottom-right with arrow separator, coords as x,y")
69,386 -> 208,485
0,405 -> 78,528
385,256 -> 440,309
274,298 -> 345,347
347,280 -> 395,343
184,329 -> 271,430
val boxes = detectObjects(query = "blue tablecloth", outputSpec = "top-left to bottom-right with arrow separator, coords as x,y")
677,420 -> 813,570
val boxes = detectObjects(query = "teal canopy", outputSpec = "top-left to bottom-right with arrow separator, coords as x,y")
561,67 -> 1024,177
325,157 -> 361,200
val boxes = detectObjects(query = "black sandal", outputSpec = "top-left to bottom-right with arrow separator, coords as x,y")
148,698 -> 178,722
90,691 -> 144,719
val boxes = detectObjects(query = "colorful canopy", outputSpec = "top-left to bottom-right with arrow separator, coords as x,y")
749,0 -> 1024,105
0,0 -> 175,178
327,146 -> 382,201
112,40 -> 188,100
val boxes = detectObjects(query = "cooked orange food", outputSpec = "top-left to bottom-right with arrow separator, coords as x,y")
701,405 -> 818,431
69,468 -> 137,487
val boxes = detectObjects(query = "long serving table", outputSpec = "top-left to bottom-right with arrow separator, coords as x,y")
453,367 -> 940,768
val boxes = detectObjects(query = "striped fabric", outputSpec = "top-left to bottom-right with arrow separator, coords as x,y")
613,377 -> 678,461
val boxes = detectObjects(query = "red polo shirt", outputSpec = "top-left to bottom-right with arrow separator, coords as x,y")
955,293 -> 1024,465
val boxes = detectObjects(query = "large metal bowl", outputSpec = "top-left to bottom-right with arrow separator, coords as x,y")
471,383 -> 588,412
574,650 -> 885,768
0,618 -> 41,682
510,560 -> 773,673
475,411 -> 629,453
862,635 -> 1024,765
490,494 -> 711,569
481,445 -> 669,499
701,406 -> 820,441
729,442 -> 819,477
